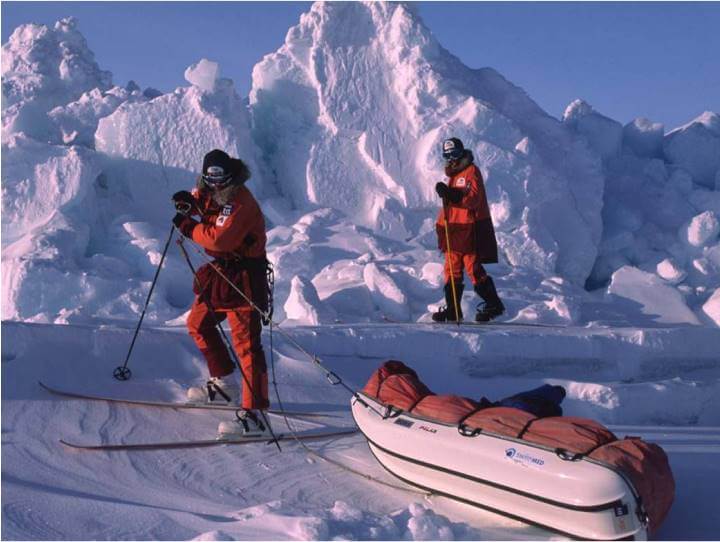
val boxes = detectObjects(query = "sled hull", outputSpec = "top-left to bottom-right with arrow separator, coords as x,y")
352,394 -> 647,541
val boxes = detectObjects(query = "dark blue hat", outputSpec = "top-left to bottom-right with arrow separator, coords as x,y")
202,149 -> 233,188
442,138 -> 465,160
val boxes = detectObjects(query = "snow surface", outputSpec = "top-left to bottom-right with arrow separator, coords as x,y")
2,2 -> 720,539
607,266 -> 701,325
3,320 -> 720,540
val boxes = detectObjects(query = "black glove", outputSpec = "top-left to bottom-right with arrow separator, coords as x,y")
435,182 -> 464,204
435,182 -> 449,199
172,190 -> 195,214
172,212 -> 198,237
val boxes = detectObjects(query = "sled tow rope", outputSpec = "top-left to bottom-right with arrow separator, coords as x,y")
180,235 -> 429,495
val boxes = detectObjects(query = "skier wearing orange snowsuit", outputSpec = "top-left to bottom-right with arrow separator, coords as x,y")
172,150 -> 269,432
433,137 -> 504,322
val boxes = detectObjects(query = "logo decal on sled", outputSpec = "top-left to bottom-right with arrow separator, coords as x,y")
394,418 -> 415,428
216,215 -> 228,227
222,205 -> 233,216
505,447 -> 545,468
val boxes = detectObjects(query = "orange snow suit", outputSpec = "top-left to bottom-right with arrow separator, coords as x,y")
185,185 -> 269,410
436,163 -> 498,284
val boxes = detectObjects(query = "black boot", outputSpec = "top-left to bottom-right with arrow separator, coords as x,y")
474,277 -> 504,322
432,281 -> 464,322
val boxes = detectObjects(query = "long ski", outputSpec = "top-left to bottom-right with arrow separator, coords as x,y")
39,381 -> 339,419
59,428 -> 359,452
380,316 -> 565,329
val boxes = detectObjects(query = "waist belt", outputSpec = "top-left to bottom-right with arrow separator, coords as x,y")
213,256 -> 267,271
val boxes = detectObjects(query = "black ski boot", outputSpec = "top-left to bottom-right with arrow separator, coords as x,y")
474,277 -> 505,322
432,281 -> 464,322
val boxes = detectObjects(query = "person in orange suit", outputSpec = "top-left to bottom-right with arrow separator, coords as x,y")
172,149 -> 269,436
433,137 -> 504,322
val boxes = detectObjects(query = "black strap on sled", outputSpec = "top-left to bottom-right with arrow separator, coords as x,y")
456,399 -> 495,437
382,405 -> 404,420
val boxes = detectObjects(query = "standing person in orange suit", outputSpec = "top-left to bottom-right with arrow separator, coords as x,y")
433,138 -> 504,323
172,149 -> 270,436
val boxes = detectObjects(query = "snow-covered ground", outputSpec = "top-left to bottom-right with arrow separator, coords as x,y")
2,320 -> 720,540
2,1 -> 720,540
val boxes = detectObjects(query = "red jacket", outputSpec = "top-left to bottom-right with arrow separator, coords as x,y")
189,185 -> 268,310
190,185 -> 266,259
436,163 -> 498,263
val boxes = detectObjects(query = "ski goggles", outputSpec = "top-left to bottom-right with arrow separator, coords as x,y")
202,166 -> 233,187
442,147 -> 464,161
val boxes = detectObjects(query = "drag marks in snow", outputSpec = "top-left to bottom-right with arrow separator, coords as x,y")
3,321 -> 720,539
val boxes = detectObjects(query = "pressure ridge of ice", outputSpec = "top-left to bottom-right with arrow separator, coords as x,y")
2,1 -> 720,327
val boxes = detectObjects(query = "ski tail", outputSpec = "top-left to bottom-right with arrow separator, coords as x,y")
39,381 -> 340,419
59,428 -> 359,452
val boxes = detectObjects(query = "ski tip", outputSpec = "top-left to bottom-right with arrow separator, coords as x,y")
59,439 -> 85,450
38,381 -> 56,394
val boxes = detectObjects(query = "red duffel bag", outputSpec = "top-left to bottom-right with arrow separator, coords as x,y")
521,416 -> 617,454
413,395 -> 478,425
463,407 -> 538,438
362,360 -> 432,411
362,360 -> 420,397
590,437 -> 675,534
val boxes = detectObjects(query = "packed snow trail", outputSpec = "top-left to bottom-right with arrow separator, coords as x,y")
3,320 -> 720,540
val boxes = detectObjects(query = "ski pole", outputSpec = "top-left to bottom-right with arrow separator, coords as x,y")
183,238 -> 387,419
442,201 -> 461,324
176,238 -> 282,452
113,224 -> 175,381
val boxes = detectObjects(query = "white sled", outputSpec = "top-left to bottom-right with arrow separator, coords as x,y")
351,393 -> 649,540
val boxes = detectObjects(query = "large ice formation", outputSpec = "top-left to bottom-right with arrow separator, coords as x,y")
607,266 -> 700,325
96,62 -> 260,187
47,84 -> 148,148
563,100 -> 720,324
184,58 -> 220,93
1,17 -> 113,141
664,112 -> 720,190
2,5 -> 719,327
623,117 -> 664,159
250,1 -> 605,285
563,99 -> 623,160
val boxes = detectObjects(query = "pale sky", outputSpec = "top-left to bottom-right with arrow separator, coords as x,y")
3,1 -> 719,130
